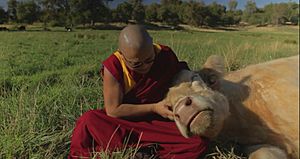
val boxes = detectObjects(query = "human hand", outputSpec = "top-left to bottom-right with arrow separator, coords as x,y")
152,100 -> 174,120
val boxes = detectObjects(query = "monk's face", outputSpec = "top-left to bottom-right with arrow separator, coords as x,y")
118,25 -> 155,74
121,44 -> 155,74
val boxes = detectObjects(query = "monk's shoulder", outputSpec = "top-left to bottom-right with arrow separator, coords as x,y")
102,52 -> 124,81
158,44 -> 172,52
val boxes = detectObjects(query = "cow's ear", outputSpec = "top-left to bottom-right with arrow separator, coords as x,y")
199,55 -> 225,90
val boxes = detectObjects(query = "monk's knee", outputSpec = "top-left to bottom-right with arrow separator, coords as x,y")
75,110 -> 103,125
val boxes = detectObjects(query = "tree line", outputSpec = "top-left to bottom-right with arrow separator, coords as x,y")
0,0 -> 299,28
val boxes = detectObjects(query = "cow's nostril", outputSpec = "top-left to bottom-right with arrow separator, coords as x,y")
185,97 -> 192,106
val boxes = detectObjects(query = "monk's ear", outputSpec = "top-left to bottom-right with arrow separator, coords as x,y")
199,55 -> 225,90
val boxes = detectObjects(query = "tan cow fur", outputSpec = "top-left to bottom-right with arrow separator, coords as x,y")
218,55 -> 299,159
166,55 -> 299,159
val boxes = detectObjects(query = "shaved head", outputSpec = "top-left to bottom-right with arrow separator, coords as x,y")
118,25 -> 154,59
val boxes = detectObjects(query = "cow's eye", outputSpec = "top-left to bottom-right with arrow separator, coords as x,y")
208,75 -> 217,85
191,74 -> 201,81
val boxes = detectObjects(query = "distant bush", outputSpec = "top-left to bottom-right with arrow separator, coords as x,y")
284,39 -> 297,44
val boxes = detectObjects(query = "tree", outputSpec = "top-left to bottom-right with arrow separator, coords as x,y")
158,6 -> 180,26
244,0 -> 257,14
264,3 -> 290,25
68,0 -> 86,25
228,0 -> 238,11
129,0 -> 145,23
40,0 -> 70,26
205,2 -> 226,26
273,3 -> 289,25
247,11 -> 267,25
113,2 -> 133,23
243,0 -> 257,22
69,0 -> 109,25
223,9 -> 241,26
96,1 -> 111,24
158,0 -> 182,26
0,7 -> 7,24
7,0 -> 17,23
145,3 -> 160,22
16,0 -> 40,24
161,0 -> 181,6
184,1 -> 207,27
225,0 -> 241,26
176,1 -> 190,24
288,3 -> 299,24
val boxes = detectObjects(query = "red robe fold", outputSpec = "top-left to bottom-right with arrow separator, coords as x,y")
68,44 -> 209,159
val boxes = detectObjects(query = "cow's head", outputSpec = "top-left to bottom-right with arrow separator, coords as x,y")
165,55 -> 230,138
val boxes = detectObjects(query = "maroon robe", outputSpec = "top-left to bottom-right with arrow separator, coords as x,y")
68,44 -> 209,159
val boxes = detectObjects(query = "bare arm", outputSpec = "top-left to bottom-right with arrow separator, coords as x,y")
103,67 -> 173,119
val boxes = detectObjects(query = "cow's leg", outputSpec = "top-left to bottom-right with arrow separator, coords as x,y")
245,144 -> 287,159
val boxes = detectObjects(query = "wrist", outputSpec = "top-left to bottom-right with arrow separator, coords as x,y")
151,104 -> 157,113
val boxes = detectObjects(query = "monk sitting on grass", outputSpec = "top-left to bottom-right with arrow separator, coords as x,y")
68,25 -> 209,159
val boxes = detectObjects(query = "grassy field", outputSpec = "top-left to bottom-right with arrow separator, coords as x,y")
0,25 -> 299,158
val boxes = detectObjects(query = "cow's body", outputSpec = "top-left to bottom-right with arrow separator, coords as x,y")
167,55 -> 299,159
219,55 -> 299,158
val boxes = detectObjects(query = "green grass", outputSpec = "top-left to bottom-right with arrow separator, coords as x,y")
0,26 -> 299,158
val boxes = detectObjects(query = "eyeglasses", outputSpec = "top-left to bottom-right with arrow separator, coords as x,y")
122,55 -> 155,69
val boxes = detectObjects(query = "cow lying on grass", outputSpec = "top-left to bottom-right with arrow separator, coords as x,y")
164,55 -> 299,159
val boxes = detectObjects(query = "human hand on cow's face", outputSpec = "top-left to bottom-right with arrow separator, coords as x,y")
152,100 -> 174,120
